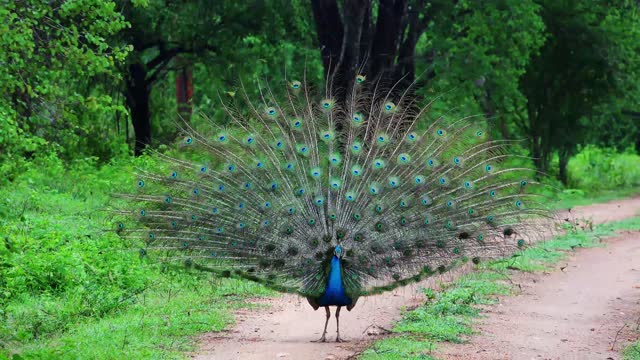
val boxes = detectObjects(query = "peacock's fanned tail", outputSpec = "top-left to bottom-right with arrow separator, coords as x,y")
115,74 -> 555,298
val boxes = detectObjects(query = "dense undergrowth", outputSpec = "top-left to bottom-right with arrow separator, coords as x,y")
567,146 -> 640,191
0,154 -> 272,359
0,146 -> 639,359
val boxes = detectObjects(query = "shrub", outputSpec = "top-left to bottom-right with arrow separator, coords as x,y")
567,146 -> 640,190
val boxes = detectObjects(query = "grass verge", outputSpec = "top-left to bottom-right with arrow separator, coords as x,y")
551,188 -> 639,210
359,217 -> 640,360
0,156 -> 274,359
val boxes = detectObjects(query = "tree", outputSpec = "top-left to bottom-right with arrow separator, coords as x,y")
519,0 -> 640,183
118,0 -> 318,155
420,0 -> 545,139
311,0 -> 433,96
118,0 -> 223,155
0,0 -> 130,161
310,0 -> 546,139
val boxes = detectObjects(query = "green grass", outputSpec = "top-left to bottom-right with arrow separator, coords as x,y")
567,146 -> 640,191
0,155 -> 274,359
3,276 -> 270,359
551,187 -> 639,210
624,342 -> 640,360
359,217 -> 640,359
360,336 -> 438,360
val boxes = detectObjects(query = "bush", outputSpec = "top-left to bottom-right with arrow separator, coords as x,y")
567,146 -> 640,191
0,153 -> 146,342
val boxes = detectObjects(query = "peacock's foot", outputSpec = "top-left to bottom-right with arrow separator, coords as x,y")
335,335 -> 346,343
311,335 -> 327,343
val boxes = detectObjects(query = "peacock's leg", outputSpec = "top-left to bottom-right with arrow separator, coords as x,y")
335,306 -> 344,342
312,306 -> 330,342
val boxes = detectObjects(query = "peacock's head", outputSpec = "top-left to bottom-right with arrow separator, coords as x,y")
334,245 -> 343,258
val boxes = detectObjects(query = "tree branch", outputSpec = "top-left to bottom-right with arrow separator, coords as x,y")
146,43 -> 218,71
147,57 -> 174,84
144,43 -> 218,84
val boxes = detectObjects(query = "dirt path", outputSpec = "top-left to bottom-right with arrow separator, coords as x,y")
438,231 -> 640,360
195,196 -> 640,360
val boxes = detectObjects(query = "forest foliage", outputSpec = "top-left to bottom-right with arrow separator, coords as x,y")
2,0 -> 640,184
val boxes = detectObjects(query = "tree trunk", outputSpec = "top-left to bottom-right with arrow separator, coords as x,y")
370,0 -> 407,81
334,0 -> 369,92
175,57 -> 193,123
395,21 -> 420,85
126,63 -> 152,156
531,137 -> 545,174
311,0 -> 425,99
558,148 -> 571,186
311,0 -> 344,78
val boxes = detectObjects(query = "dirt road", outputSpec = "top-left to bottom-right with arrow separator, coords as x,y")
438,232 -> 640,360
195,196 -> 640,360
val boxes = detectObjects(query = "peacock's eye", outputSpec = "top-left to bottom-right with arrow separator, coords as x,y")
384,102 -> 396,111
321,99 -> 334,109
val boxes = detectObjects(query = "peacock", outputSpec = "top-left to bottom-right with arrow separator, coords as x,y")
116,72 -> 553,342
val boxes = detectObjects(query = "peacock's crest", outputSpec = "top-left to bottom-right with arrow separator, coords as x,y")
116,74 -> 554,299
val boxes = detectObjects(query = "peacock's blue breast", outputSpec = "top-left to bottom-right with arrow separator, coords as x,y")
317,256 -> 352,306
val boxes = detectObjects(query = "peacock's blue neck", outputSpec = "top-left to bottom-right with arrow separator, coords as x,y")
326,255 -> 344,291
317,255 -> 352,306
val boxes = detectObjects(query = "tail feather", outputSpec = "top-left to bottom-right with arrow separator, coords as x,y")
115,73 -> 556,298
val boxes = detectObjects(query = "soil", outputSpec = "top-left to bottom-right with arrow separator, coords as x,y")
438,232 -> 640,360
193,196 -> 640,360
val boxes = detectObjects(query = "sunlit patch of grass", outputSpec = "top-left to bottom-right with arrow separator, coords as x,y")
392,271 -> 511,344
360,335 -> 437,360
